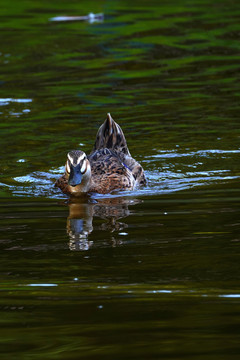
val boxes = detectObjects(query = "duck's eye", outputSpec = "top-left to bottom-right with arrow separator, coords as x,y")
66,160 -> 71,174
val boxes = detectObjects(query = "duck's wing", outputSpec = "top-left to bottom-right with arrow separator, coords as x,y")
91,113 -> 131,157
55,174 -> 70,195
90,113 -> 146,188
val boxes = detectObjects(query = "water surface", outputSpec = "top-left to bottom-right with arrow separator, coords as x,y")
0,0 -> 240,358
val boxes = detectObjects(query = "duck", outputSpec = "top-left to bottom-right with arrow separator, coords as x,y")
55,113 -> 146,196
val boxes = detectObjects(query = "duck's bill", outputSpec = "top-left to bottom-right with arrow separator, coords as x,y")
68,165 -> 82,186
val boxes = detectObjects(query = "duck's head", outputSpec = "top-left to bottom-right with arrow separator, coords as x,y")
65,150 -> 91,194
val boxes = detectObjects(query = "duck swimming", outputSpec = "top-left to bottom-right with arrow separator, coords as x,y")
55,113 -> 146,196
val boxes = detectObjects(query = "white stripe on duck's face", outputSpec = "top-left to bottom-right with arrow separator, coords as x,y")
67,151 -> 86,166
80,161 -> 87,174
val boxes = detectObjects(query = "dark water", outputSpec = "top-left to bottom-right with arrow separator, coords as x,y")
0,0 -> 240,358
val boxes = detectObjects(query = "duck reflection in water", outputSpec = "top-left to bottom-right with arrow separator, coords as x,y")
66,196 -> 141,251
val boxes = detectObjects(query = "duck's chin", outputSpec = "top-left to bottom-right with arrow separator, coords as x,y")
67,182 -> 89,196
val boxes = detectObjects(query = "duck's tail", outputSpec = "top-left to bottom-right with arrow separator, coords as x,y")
92,113 -> 131,156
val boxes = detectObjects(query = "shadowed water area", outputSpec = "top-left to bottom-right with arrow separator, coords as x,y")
0,0 -> 240,358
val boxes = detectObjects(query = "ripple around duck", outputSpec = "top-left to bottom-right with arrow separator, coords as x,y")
9,148 -> 239,199
147,148 -> 240,159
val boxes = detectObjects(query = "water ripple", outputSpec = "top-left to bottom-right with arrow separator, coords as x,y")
146,148 -> 240,159
9,147 -> 239,199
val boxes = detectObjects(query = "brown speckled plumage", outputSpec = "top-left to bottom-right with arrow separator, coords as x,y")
55,113 -> 146,196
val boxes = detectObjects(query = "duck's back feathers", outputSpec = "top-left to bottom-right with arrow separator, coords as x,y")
92,113 -> 131,157
88,148 -> 134,194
